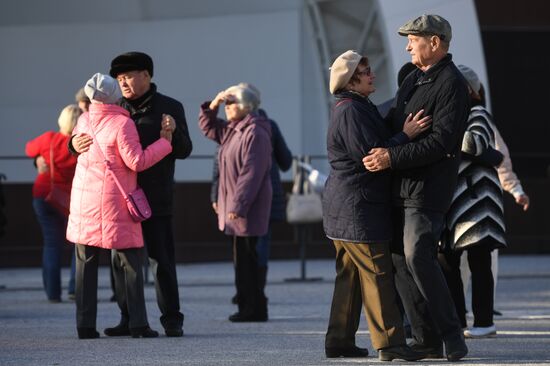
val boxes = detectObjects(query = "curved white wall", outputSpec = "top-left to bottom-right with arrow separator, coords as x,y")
0,0 -> 486,183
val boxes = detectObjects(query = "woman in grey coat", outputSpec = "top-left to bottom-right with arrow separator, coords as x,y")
199,84 -> 272,322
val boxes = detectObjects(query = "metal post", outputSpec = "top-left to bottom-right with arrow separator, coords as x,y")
300,224 -> 306,280
285,155 -> 322,283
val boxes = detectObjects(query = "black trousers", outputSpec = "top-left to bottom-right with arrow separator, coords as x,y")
234,236 -> 267,317
391,207 -> 462,346
76,244 -> 148,329
111,247 -> 150,329
115,216 -> 184,330
75,244 -> 99,329
439,238 -> 495,328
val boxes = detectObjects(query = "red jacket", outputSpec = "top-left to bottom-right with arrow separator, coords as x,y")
25,131 -> 77,198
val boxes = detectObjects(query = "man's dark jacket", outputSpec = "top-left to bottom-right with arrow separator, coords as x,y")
121,83 -> 192,216
386,54 -> 470,213
323,91 -> 408,243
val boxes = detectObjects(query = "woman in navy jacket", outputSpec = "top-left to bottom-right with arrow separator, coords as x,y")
323,50 -> 429,361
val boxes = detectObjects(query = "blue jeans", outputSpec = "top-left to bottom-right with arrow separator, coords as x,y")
33,198 -> 75,300
256,227 -> 271,268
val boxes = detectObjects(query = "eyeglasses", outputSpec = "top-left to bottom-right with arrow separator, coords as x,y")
225,99 -> 237,106
356,66 -> 372,77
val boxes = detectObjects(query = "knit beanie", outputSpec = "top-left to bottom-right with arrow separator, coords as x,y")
84,73 -> 122,104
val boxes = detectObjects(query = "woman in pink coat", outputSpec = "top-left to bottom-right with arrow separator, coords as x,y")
66,73 -> 173,339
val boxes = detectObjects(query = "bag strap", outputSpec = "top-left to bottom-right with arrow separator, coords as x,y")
334,98 -> 352,108
87,116 -> 130,201
291,158 -> 302,194
291,156 -> 315,195
49,139 -> 56,185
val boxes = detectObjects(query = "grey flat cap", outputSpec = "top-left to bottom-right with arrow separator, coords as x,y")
398,14 -> 452,42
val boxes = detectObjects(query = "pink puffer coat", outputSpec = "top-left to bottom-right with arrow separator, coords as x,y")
66,104 -> 172,249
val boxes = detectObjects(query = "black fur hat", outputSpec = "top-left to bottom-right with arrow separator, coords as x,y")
109,52 -> 153,78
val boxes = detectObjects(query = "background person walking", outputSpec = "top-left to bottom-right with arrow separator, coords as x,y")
25,104 -> 80,303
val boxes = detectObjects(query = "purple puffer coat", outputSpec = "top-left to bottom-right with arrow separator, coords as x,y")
199,102 -> 272,237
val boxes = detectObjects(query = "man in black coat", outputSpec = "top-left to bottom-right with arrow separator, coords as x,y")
363,15 -> 470,361
73,52 -> 192,337
111,52 -> 192,337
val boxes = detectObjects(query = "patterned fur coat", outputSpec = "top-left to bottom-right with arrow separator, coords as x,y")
443,105 -> 506,251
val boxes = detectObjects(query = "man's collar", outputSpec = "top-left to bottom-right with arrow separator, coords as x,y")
416,53 -> 453,85
122,83 -> 157,113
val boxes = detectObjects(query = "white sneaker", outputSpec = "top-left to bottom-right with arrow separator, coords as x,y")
464,325 -> 497,338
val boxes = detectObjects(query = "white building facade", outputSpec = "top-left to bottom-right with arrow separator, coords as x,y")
0,0 -> 486,182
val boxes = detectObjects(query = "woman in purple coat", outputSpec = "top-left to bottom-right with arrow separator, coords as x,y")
199,84 -> 272,322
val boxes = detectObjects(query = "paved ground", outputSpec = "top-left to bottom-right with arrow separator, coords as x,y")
1,255 -> 550,365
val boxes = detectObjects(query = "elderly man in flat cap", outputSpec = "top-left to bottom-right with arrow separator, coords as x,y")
71,51 -> 192,338
362,14 -> 470,361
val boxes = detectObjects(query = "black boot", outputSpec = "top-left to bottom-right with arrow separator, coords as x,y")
229,289 -> 266,322
254,294 -> 268,321
254,266 -> 268,321
104,321 -> 130,336
77,328 -> 100,339
325,345 -> 369,358
407,339 -> 444,359
130,326 -> 159,338
228,311 -> 267,322
257,266 -> 268,296
378,344 -> 426,361
444,333 -> 468,361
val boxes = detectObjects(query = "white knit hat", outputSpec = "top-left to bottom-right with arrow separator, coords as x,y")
84,73 -> 122,104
